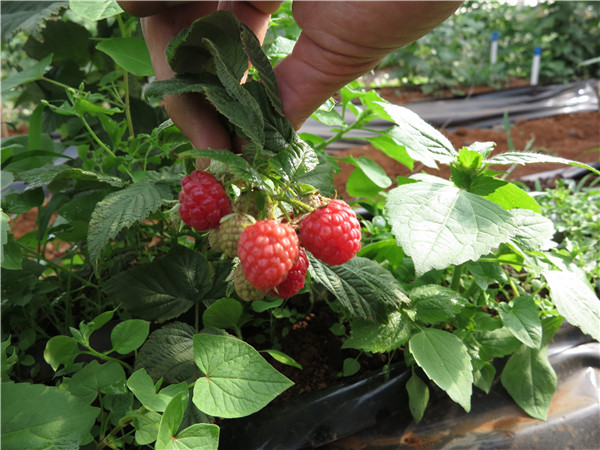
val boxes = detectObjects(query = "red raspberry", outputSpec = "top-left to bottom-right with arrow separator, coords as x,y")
237,220 -> 299,290
178,171 -> 232,231
269,247 -> 309,299
299,199 -> 361,265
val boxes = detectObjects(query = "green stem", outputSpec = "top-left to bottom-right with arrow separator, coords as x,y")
81,347 -> 133,371
81,115 -> 117,157
450,264 -> 464,292
115,15 -> 135,139
40,76 -> 77,93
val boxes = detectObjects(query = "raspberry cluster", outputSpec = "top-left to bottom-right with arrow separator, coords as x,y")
178,171 -> 361,301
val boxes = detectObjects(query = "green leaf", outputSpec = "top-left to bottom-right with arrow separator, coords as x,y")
385,180 -> 515,276
1,54 -> 53,93
406,371 -> 430,423
473,362 -> 496,394
366,132 -> 414,171
88,182 -> 164,270
343,309 -> 411,353
372,102 -> 457,168
15,164 -> 126,191
308,255 -> 409,323
135,322 -> 199,384
43,335 -> 79,371
132,410 -> 161,445
487,151 -> 600,177
1,382 -> 99,449
104,246 -> 213,321
500,345 -> 557,420
342,358 -> 361,377
111,319 -> 150,354
28,19 -> 92,64
509,209 -> 555,251
127,369 -> 189,413
409,328 -> 472,412
202,298 -> 243,332
475,327 -> 522,361
66,361 -> 126,404
156,392 -> 188,448
471,177 -> 541,213
192,334 -> 293,418
179,149 -> 264,186
166,423 -> 220,450
409,285 -> 467,324
1,2 -> 66,41
543,268 -> 600,342
261,349 -> 303,370
69,0 -> 123,21
497,296 -> 542,349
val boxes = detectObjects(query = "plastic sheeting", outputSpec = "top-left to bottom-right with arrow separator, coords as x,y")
298,79 -> 600,153
219,324 -> 599,450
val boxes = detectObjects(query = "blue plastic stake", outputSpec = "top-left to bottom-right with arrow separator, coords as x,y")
530,46 -> 542,86
490,32 -> 499,64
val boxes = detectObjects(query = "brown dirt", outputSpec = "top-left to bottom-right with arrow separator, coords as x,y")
333,111 -> 600,201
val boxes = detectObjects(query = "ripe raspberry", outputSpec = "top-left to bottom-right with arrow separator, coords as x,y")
237,220 -> 299,290
233,265 -> 268,301
269,247 -> 309,299
178,171 -> 232,231
216,213 -> 255,258
299,199 -> 361,265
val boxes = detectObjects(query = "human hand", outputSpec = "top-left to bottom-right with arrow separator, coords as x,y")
118,1 -> 461,153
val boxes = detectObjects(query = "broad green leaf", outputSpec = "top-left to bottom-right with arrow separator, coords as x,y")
135,322 -> 199,384
476,327 -> 522,361
165,423 -> 220,450
88,182 -> 165,270
342,358 -> 361,377
501,345 -> 557,420
69,0 -> 123,21
156,392 -> 187,448
111,319 -> 150,354
487,151 -> 600,177
347,155 -> 392,189
127,369 -> 189,413
192,334 -> 293,418
342,309 -> 411,353
95,37 -> 153,77
261,349 -> 303,370
308,255 -> 409,323
497,296 -> 542,349
543,269 -> 600,342
385,181 -> 515,276
470,177 -> 541,212
66,361 -> 126,404
270,137 -> 319,181
346,166 -> 385,198
509,209 -> 555,251
366,132 -> 414,170
409,285 -> 467,324
406,371 -> 429,423
202,298 -> 243,332
133,410 -> 161,445
43,335 -> 79,371
144,76 -> 218,100
311,108 -> 346,127
1,382 -> 99,449
409,328 -> 473,412
295,151 -> 336,198
15,164 -> 125,191
104,246 -> 213,321
473,362 -> 496,394
1,2 -> 65,41
1,54 -> 53,93
373,102 -> 457,167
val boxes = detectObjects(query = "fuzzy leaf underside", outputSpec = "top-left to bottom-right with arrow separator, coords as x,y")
308,254 -> 409,323
88,182 -> 164,270
385,181 -> 515,276
487,151 -> 600,176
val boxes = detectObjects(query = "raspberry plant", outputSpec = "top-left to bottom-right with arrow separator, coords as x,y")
2,5 -> 599,450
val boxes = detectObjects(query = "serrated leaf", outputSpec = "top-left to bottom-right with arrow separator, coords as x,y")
69,0 -> 123,21
135,322 -> 199,384
88,182 -> 164,269
470,177 -> 540,212
385,181 -> 515,276
1,2 -> 66,41
497,296 -> 542,349
509,209 -> 555,251
308,255 -> 409,323
103,246 -> 213,321
409,328 -> 472,412
543,269 -> 600,342
179,149 -> 264,186
96,37 -> 154,77
144,75 -> 219,100
409,284 -> 467,324
487,151 -> 600,176
366,132 -> 414,170
271,138 -> 319,181
1,382 -> 99,449
500,345 -> 557,420
15,164 -> 126,191
476,327 -> 522,361
373,103 -> 457,168
192,334 -> 293,418
342,309 -> 411,353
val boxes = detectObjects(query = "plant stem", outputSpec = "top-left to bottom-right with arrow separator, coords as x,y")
81,115 -> 117,158
81,347 -> 133,371
450,264 -> 464,292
